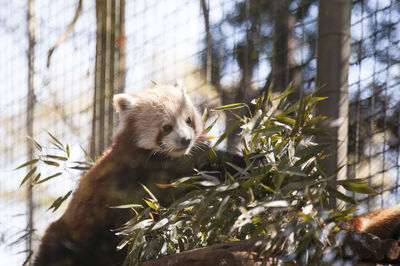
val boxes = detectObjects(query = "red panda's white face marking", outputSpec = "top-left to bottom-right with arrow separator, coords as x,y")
113,82 -> 204,157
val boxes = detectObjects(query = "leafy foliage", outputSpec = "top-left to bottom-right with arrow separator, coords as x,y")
16,132 -> 93,211
119,87 -> 374,265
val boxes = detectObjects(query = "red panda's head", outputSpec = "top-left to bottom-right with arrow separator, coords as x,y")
113,81 -> 204,157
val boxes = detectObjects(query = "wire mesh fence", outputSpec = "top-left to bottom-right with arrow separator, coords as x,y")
347,0 -> 400,211
0,0 -> 399,264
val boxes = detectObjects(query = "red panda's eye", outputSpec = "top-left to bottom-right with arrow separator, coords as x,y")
186,117 -> 192,125
162,125 -> 173,132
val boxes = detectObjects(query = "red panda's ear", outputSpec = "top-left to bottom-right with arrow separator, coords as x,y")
113,94 -> 136,114
174,79 -> 187,94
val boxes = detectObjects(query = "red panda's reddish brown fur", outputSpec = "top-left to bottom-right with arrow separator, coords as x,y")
343,204 -> 400,240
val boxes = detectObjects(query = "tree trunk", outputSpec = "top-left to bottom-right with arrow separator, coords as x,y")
26,0 -> 36,263
270,0 -> 301,101
91,0 -> 126,158
316,0 -> 351,208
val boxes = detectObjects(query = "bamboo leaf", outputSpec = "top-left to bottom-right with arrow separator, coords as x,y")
275,117 -> 296,127
110,204 -> 143,209
212,103 -> 247,111
226,162 -> 249,176
42,160 -> 60,167
27,136 -> 42,152
327,187 -> 357,204
311,96 -> 328,102
49,190 -> 72,212
255,126 -> 286,136
32,173 -> 41,183
213,120 -> 241,148
336,181 -> 377,195
216,182 -> 239,192
46,130 -> 64,150
20,167 -> 37,187
69,165 -> 91,170
216,195 -> 230,218
36,172 -> 62,184
295,144 -> 329,158
22,250 -> 33,266
144,200 -> 159,211
152,218 -> 169,231
140,183 -> 158,203
272,84 -> 299,100
15,159 -> 39,170
43,155 -> 68,161
66,144 -> 70,158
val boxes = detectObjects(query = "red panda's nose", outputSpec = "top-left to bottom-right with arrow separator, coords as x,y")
180,137 -> 191,147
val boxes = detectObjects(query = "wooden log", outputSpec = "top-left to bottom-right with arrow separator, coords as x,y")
142,239 -> 296,266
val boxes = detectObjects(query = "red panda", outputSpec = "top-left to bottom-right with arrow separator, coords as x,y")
34,81 -> 205,266
343,204 -> 400,240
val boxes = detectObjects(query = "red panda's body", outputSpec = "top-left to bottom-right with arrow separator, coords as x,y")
343,204 -> 400,240
34,82 -> 206,265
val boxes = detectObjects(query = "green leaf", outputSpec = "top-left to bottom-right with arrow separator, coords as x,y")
46,130 -> 64,149
66,144 -> 70,158
32,173 -> 41,183
272,171 -> 285,190
254,91 -> 265,112
262,200 -> 289,208
42,160 -> 60,167
140,183 -> 158,203
331,207 -> 357,219
9,229 -> 35,246
305,115 -> 327,128
336,181 -> 377,194
27,136 -> 42,152
295,144 -> 329,158
302,128 -> 329,136
278,167 -> 307,177
260,184 -> 275,193
144,200 -> 159,211
198,172 -> 221,185
43,155 -> 68,161
152,218 -> 169,230
213,120 -> 241,148
205,117 -> 219,133
275,117 -> 296,127
240,175 -> 264,190
69,166 -> 91,170
49,190 -> 72,212
216,182 -> 239,192
216,195 -> 230,218
15,159 -> 39,170
203,108 -> 210,123
255,126 -> 286,136
36,172 -> 62,184
169,190 -> 202,210
311,96 -> 328,102
272,84 -> 298,100
110,204 -> 143,209
213,103 -> 247,111
22,250 -> 33,266
281,179 -> 318,192
291,94 -> 306,135
20,167 -> 37,187
226,162 -> 249,176
327,187 -> 357,204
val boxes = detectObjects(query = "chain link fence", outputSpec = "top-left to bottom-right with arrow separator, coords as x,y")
0,0 -> 399,264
